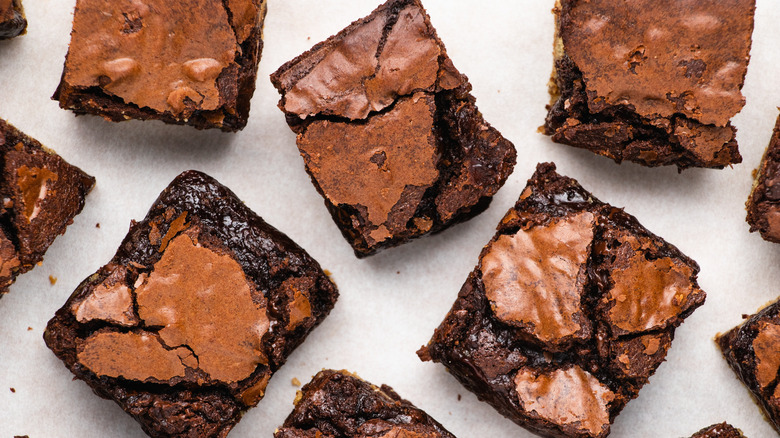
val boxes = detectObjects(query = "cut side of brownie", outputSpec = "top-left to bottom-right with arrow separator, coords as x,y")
44,171 -> 339,438
0,118 -> 94,297
275,369 -> 456,438
53,0 -> 267,131
717,300 -> 780,434
0,0 -> 26,39
746,113 -> 780,243
544,0 -> 755,170
419,162 -> 706,438
270,0 -> 516,257
689,423 -> 745,438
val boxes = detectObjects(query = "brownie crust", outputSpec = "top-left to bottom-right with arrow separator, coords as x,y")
544,0 -> 755,170
44,171 -> 339,437
419,163 -> 706,438
746,113 -> 780,243
271,0 -> 516,257
53,0 -> 267,132
689,423 -> 745,438
275,370 -> 456,438
0,0 -> 25,39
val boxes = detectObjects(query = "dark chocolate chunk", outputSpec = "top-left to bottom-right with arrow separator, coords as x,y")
746,113 -> 780,243
689,423 -> 745,438
270,0 -> 516,257
275,369 -> 455,438
53,0 -> 267,131
0,0 -> 25,39
44,171 -> 339,437
419,162 -> 706,438
718,299 -> 780,434
0,119 -> 94,297
544,0 -> 755,170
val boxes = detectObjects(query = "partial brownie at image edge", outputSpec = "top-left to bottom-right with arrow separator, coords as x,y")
0,118 -> 94,297
717,299 -> 780,434
689,423 -> 746,438
746,113 -> 780,243
44,170 -> 339,437
275,369 -> 456,438
0,0 -> 26,39
544,0 -> 755,170
53,0 -> 267,131
270,0 -> 516,258
419,162 -> 706,438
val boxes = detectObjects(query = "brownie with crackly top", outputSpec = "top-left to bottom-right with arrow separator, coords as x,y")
0,119 -> 94,297
53,0 -> 267,131
44,171 -> 339,438
270,0 -> 516,257
717,300 -> 780,434
544,0 -> 755,170
275,370 -> 456,438
418,162 -> 706,438
0,0 -> 25,39
746,113 -> 780,243
689,423 -> 745,438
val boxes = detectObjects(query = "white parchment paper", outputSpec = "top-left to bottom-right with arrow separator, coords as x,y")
1,1 -> 780,437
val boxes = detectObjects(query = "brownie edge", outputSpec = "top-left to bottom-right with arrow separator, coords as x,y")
0,0 -> 26,39
746,113 -> 780,243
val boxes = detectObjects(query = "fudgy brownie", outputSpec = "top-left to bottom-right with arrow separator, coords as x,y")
44,171 -> 339,437
275,369 -> 456,438
419,162 -> 706,438
53,0 -> 267,132
0,0 -> 25,39
746,113 -> 780,243
689,423 -> 745,438
270,0 -> 516,257
544,0 -> 755,169
0,118 -> 94,297
717,299 -> 780,434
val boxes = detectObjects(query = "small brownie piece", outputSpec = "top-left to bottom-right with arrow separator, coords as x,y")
53,0 -> 267,132
746,114 -> 780,243
689,423 -> 745,438
275,369 -> 456,438
544,0 -> 755,169
44,171 -> 338,438
270,0 -> 516,257
419,162 -> 706,438
0,0 -> 26,39
0,119 -> 94,297
717,300 -> 780,434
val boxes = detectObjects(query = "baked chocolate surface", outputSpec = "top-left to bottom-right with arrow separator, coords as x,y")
689,423 -> 745,438
0,0 -> 25,39
44,171 -> 339,438
275,369 -> 456,438
53,0 -> 267,132
544,0 -> 755,170
0,118 -> 94,297
718,300 -> 780,434
270,0 -> 516,257
419,162 -> 706,438
746,113 -> 780,243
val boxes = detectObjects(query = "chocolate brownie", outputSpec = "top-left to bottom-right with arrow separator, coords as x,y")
270,0 -> 516,257
746,113 -> 780,243
544,0 -> 755,170
44,171 -> 339,437
53,0 -> 267,132
717,299 -> 780,434
418,162 -> 706,438
689,423 -> 745,438
275,369 -> 456,438
0,119 -> 94,297
0,0 -> 25,39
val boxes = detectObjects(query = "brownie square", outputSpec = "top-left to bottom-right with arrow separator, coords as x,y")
717,299 -> 780,434
544,0 -> 755,169
418,162 -> 706,438
0,118 -> 94,297
689,423 -> 745,438
275,369 -> 455,438
44,171 -> 339,437
0,0 -> 25,39
270,0 -> 516,257
53,0 -> 267,132
746,113 -> 780,243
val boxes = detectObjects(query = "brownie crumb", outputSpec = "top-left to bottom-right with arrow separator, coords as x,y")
48,275 -> 57,285
291,377 -> 301,387
10,387 -> 15,393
